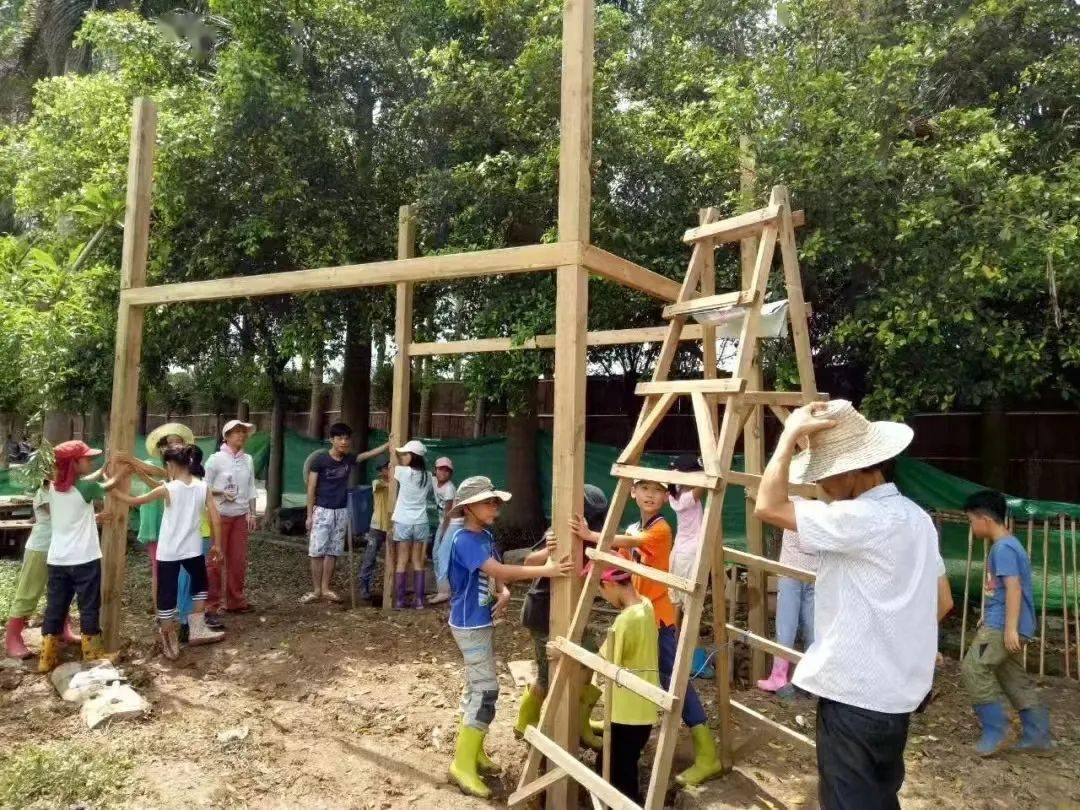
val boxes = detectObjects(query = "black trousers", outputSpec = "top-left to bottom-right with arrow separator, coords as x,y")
43,560 -> 101,636
604,723 -> 651,804
817,698 -> 911,810
156,555 -> 209,621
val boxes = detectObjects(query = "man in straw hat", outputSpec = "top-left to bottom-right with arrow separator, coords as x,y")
754,400 -> 939,810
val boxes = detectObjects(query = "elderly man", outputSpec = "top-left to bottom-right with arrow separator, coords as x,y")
754,400 -> 938,810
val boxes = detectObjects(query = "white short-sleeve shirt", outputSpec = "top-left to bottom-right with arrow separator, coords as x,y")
792,483 -> 939,714
392,466 -> 432,526
157,479 -> 208,562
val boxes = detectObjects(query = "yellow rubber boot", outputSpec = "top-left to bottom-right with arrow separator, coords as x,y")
37,634 -> 62,673
477,732 -> 502,775
676,724 -> 725,786
514,688 -> 543,739
580,683 -> 604,751
448,725 -> 491,799
81,634 -> 117,663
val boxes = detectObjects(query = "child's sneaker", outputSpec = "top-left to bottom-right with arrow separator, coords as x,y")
204,612 -> 226,630
188,614 -> 225,646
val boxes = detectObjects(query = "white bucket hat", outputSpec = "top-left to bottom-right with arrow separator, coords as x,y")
451,476 -> 511,516
789,400 -> 913,484
395,439 -> 427,457
222,419 -> 255,439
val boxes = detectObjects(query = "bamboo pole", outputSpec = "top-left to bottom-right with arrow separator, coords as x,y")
1024,517 -> 1034,669
1039,518 -> 1050,679
1072,517 -> 1078,679
960,526 -> 974,658
1060,514 -> 1069,678
980,538 -> 989,616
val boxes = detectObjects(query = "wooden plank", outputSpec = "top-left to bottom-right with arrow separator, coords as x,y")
661,290 -> 755,320
1060,514 -> 1070,678
724,470 -> 819,500
634,378 -> 745,396
698,207 -> 720,447
960,526 -> 974,657
508,768 -> 569,807
682,206 -> 779,244
610,464 -> 716,489
740,391 -> 826,406
382,205 -> 417,611
406,323 -> 714,356
582,245 -> 681,301
122,242 -> 578,307
616,392 -> 677,464
586,548 -> 697,594
723,547 -> 816,584
1040,518 -> 1049,678
550,636 -> 677,711
691,392 -> 720,475
726,624 -> 803,664
101,98 -> 156,651
523,727 -> 642,810
774,186 -> 817,395
730,699 -> 816,749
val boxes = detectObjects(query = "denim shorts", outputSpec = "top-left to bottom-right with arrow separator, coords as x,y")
393,521 -> 430,543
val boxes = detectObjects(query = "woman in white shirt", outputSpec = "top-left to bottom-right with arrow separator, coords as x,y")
112,444 -> 225,658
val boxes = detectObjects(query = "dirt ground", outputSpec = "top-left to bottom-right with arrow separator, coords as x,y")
1,535 -> 1078,809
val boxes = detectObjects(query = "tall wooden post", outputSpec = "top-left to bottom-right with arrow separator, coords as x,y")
548,1 -> 593,807
739,136 -> 768,680
382,204 -> 417,610
101,98 -> 156,650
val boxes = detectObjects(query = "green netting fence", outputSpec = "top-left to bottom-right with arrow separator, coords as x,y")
1,429 -> 1076,609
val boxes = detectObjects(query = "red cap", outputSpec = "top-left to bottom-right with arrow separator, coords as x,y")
54,440 -> 102,462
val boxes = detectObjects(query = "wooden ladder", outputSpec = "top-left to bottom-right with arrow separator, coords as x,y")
510,185 -> 822,810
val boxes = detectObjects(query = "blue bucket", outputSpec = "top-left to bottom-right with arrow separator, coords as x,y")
691,647 -> 715,679
348,485 -> 373,535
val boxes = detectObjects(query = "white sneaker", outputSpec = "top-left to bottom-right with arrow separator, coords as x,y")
187,614 -> 225,646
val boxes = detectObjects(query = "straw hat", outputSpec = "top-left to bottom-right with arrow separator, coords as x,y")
451,475 -> 511,516
145,422 -> 195,458
789,400 -> 913,484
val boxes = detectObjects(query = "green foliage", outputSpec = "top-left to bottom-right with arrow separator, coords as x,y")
0,742 -> 133,808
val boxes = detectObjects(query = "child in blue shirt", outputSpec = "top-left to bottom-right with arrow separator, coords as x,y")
445,475 -> 571,799
962,490 -> 1052,755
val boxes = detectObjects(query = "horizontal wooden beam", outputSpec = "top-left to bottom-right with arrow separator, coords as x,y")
407,324 -> 712,357
740,391 -> 828,407
725,623 -> 804,663
730,699 -> 816,749
521,727 -> 643,810
723,470 -> 820,500
123,242 -> 580,307
723,547 -> 817,584
582,245 -> 682,302
662,290 -> 756,319
683,208 -> 806,245
507,767 -> 568,807
635,378 -> 746,396
550,636 -> 677,711
585,548 -> 697,594
610,464 -> 717,490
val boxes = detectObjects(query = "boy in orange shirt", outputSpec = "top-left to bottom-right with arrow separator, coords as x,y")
571,478 -> 723,787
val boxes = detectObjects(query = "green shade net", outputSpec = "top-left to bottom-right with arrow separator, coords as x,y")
1,431 -> 1075,608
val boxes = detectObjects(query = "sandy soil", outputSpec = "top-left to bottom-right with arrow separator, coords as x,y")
1,536 -> 1078,809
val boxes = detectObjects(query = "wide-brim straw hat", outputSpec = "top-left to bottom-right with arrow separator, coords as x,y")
451,475 -> 511,516
146,423 -> 195,458
789,400 -> 913,484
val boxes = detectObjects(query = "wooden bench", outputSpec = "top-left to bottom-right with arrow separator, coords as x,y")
0,519 -> 34,555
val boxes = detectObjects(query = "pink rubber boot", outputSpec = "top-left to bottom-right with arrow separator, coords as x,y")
61,615 -> 82,645
756,659 -> 790,692
4,617 -> 30,659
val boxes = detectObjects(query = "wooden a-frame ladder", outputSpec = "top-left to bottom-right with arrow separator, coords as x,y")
510,184 -> 823,810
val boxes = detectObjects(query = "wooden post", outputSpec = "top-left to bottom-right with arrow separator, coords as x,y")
1071,517 -> 1078,678
1060,514 -> 1070,678
1039,518 -> 1049,678
1024,517 -> 1034,668
960,525 -> 974,658
548,2 -> 593,807
101,98 -> 156,650
382,205 -> 417,610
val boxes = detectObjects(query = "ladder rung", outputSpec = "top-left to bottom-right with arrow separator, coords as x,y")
724,470 -> 819,500
522,726 -> 643,810
585,548 -> 698,594
740,390 -> 828,406
682,206 -> 807,244
611,464 -> 718,489
723,547 -> 816,583
730,699 -> 816,749
635,377 -> 746,396
549,636 -> 678,711
662,290 -> 755,319
725,623 -> 803,663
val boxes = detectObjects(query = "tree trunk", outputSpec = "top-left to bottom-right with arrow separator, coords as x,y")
266,377 -> 287,527
340,321 -> 372,484
499,379 -> 544,542
472,396 -> 487,439
237,400 -> 250,421
418,358 -> 433,438
0,413 -> 9,470
138,401 -> 148,437
979,399 -> 1010,493
307,354 -> 325,439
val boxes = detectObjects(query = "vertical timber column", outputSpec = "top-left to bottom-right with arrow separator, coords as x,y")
101,98 -> 156,651
549,1 -> 593,807
382,204 -> 417,611
739,136 -> 768,680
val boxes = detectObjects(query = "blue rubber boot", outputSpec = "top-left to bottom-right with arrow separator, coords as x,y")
973,703 -> 1009,756
1015,707 -> 1054,753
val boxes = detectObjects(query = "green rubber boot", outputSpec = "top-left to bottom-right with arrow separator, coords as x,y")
676,724 -> 725,786
580,683 -> 604,751
477,732 -> 502,775
449,725 -> 491,799
514,688 -> 543,739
